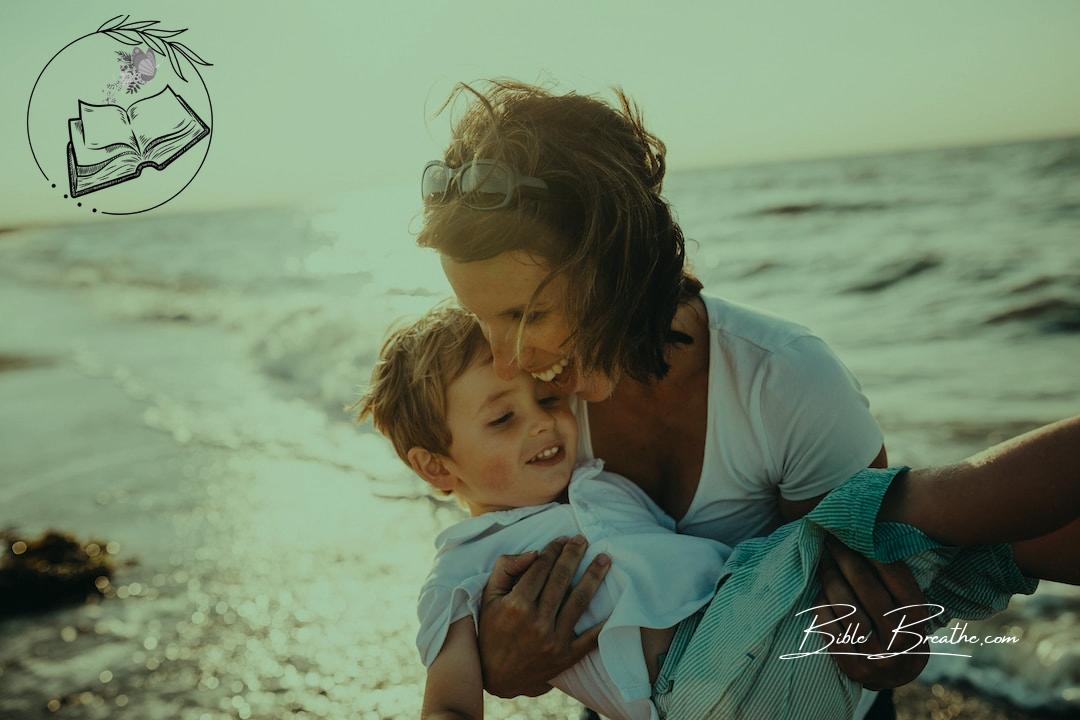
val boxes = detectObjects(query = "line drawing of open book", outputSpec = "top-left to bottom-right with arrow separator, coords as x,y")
66,85 -> 210,198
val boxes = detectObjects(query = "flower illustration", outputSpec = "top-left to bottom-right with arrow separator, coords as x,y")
131,48 -> 157,82
114,47 -> 157,95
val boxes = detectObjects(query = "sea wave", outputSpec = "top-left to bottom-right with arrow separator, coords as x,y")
751,200 -> 897,216
1039,144 -> 1080,176
985,298 -> 1080,334
843,255 -> 943,293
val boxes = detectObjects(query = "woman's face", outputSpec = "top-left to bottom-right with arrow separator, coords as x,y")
441,250 -> 615,401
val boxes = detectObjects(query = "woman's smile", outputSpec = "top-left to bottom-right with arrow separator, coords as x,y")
530,356 -> 569,382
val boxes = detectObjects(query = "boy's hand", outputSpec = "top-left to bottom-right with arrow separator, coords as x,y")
816,535 -> 930,690
477,536 -> 610,698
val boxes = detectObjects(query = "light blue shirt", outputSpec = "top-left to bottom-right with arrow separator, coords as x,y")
416,460 -> 732,720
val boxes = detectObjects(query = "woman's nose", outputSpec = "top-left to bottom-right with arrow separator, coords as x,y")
489,329 -> 525,380
491,352 -> 517,380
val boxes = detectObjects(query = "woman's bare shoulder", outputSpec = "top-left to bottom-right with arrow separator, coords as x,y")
664,297 -> 711,386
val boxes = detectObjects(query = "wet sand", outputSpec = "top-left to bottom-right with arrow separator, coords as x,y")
895,682 -> 1073,720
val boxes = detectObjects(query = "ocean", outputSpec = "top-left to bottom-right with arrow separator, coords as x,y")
1,135 -> 1078,718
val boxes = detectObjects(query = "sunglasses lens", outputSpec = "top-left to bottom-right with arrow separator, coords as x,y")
460,163 -> 511,209
421,164 -> 451,202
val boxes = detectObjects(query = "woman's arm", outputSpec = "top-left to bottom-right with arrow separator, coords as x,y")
476,536 -> 610,698
877,416 -> 1080,573
1011,519 -> 1080,584
422,617 -> 485,720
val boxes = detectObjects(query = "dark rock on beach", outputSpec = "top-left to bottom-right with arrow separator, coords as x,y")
0,529 -> 118,618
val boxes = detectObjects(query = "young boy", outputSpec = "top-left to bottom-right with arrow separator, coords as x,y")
356,306 -> 1079,720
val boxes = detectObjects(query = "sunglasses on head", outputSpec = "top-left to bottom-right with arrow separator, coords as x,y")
421,159 -> 548,210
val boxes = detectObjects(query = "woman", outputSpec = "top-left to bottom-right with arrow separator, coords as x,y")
417,79 -> 926,718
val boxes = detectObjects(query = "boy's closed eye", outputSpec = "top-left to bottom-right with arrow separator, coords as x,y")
488,396 -> 561,427
489,412 -> 513,427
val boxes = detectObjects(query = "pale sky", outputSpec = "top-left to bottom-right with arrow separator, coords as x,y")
2,0 -> 1079,226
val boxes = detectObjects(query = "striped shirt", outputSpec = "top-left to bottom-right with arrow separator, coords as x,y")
663,467 -> 1038,720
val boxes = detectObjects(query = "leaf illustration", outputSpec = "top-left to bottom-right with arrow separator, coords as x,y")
144,28 -> 188,39
104,29 -> 142,46
117,29 -> 147,44
119,20 -> 160,30
141,33 -> 168,57
172,42 -> 212,67
98,15 -> 126,32
165,43 -> 187,82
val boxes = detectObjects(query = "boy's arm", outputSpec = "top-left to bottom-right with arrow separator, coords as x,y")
878,416 -> 1080,546
422,617 -> 485,720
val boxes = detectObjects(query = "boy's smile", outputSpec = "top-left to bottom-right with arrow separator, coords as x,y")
439,352 -> 578,515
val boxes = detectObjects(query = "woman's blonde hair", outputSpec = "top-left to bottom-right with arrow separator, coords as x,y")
419,79 -> 701,384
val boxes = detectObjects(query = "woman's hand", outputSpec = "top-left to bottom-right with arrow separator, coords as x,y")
477,536 -> 611,698
816,535 -> 931,690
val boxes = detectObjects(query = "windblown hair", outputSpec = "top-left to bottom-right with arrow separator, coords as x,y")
418,79 -> 702,384
354,305 -> 487,470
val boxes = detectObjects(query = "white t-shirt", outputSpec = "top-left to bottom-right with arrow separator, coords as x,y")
576,293 -> 884,545
575,293 -> 885,718
416,461 -> 731,720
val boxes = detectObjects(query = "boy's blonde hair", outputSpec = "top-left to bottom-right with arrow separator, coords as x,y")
355,305 -> 487,464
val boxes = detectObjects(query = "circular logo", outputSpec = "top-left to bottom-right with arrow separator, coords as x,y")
26,15 -> 214,216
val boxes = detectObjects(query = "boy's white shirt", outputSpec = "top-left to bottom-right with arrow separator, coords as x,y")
417,461 -> 731,720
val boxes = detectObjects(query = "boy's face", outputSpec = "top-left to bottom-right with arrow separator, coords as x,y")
441,353 -> 578,514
